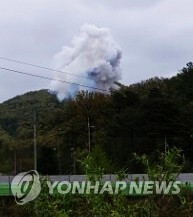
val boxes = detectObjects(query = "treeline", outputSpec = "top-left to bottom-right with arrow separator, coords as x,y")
1,62 -> 193,174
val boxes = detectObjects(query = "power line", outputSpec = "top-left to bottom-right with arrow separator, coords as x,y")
0,56 -> 92,80
0,66 -> 109,92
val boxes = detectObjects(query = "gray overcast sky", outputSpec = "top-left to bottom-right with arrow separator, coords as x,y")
0,0 -> 193,102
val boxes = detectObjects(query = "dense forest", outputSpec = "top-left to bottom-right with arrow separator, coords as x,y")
1,62 -> 193,175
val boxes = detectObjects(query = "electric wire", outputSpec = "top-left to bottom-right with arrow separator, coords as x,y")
0,66 -> 109,92
0,56 -> 92,80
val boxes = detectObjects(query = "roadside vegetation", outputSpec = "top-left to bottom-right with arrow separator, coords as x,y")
2,147 -> 192,217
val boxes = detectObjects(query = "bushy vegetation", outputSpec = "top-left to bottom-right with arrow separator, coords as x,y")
4,147 -> 193,217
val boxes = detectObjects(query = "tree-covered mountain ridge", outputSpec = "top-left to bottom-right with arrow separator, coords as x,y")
1,62 -> 193,174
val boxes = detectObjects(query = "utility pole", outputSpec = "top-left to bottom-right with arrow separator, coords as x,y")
164,136 -> 168,154
70,147 -> 76,174
33,111 -> 37,171
87,116 -> 95,153
14,150 -> 17,175
58,143 -> 62,175
87,116 -> 91,153
73,151 -> 76,174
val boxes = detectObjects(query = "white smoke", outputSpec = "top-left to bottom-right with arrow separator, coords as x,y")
51,24 -> 122,99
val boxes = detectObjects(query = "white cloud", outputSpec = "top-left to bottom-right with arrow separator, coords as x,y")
0,0 -> 193,101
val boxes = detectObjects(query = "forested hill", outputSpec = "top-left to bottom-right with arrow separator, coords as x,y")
1,90 -> 60,136
1,62 -> 193,175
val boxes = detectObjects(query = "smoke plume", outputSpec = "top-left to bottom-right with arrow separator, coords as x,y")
51,24 -> 122,99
